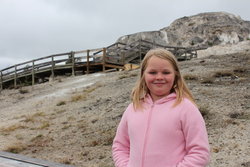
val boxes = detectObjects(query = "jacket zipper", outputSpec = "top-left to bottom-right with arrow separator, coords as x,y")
141,104 -> 154,167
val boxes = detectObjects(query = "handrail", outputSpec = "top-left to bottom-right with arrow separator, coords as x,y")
0,39 -> 207,90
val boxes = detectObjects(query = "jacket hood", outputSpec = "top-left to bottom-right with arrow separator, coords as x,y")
144,93 -> 177,105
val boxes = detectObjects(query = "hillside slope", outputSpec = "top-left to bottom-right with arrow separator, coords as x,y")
0,43 -> 250,167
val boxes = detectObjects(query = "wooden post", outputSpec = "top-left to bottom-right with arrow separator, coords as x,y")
71,51 -> 75,76
51,56 -> 55,80
87,50 -> 90,74
139,39 -> 142,64
102,48 -> 106,72
122,52 -> 125,65
32,60 -> 35,86
14,65 -> 17,88
0,71 -> 3,90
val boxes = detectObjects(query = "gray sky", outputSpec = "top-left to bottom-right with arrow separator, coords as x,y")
0,0 -> 250,70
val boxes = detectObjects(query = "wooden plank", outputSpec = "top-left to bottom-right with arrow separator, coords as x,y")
74,47 -> 102,54
104,63 -> 124,69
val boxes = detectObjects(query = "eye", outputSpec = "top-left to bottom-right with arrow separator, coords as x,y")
162,71 -> 171,74
148,71 -> 157,75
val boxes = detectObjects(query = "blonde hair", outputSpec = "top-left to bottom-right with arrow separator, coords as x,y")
131,48 -> 195,109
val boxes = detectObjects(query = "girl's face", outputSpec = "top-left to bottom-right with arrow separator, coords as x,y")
144,56 -> 175,102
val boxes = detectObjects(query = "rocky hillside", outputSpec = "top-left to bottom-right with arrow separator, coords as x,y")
0,42 -> 249,167
117,12 -> 250,47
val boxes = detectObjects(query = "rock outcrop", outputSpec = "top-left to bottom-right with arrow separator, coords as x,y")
116,12 -> 250,48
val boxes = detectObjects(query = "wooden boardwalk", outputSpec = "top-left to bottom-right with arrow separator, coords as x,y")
0,151 -> 74,167
0,40 -> 206,89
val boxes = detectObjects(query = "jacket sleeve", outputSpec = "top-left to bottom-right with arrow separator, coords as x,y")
177,101 -> 210,167
112,105 -> 131,167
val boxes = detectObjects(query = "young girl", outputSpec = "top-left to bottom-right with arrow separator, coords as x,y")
112,48 -> 210,167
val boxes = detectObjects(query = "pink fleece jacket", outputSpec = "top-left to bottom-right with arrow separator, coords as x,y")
112,93 -> 210,167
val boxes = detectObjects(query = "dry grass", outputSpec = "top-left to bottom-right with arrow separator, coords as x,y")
21,112 -> 46,123
71,94 -> 86,102
213,70 -> 235,78
70,82 -> 103,102
183,74 -> 198,80
19,89 -> 29,94
198,104 -> 210,118
0,124 -> 26,135
29,135 -> 54,148
58,157 -> 72,165
4,143 -> 27,153
38,121 -> 50,129
56,109 -> 66,114
83,82 -> 102,94
30,134 -> 43,142
118,72 -> 138,79
57,101 -> 66,106
229,112 -> 250,120
200,77 -> 215,84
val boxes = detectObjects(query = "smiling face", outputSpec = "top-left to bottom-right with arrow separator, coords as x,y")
144,56 -> 176,102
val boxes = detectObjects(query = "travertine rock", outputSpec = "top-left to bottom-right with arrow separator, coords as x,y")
116,12 -> 250,48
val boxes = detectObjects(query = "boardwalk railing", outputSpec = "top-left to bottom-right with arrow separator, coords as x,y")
0,39 -> 207,89
0,48 -> 107,89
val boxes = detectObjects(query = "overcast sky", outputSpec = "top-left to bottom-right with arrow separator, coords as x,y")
0,0 -> 250,70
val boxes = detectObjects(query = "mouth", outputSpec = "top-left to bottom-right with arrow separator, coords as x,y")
153,82 -> 166,86
153,82 -> 166,84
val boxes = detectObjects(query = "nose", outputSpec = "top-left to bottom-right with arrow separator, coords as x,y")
156,73 -> 164,80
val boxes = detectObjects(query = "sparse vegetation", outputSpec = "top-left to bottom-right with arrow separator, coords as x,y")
22,112 -> 46,123
229,112 -> 250,120
83,82 -> 102,94
4,143 -> 27,153
71,94 -> 86,102
59,157 -> 72,165
233,67 -> 247,73
31,134 -> 43,142
183,74 -> 198,80
56,109 -> 66,114
19,89 -> 29,94
23,115 -> 36,123
118,75 -> 128,79
200,77 -> 215,84
213,70 -> 235,78
0,124 -> 26,134
118,72 -> 138,79
198,104 -> 210,118
57,101 -> 66,106
39,121 -> 50,129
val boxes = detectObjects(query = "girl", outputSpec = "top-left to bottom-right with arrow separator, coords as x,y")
112,48 -> 210,167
